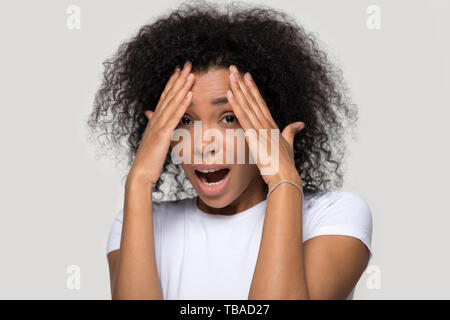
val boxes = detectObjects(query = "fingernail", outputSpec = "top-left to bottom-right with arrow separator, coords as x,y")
245,72 -> 252,81
184,61 -> 191,68
230,73 -> 237,82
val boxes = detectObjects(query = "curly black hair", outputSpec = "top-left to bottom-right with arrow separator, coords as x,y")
85,0 -> 358,202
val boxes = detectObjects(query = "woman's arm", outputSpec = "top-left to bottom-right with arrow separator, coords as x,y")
248,161 -> 370,299
108,173 -> 163,300
106,61 -> 195,299
226,64 -> 369,299
249,177 -> 370,299
248,174 -> 309,299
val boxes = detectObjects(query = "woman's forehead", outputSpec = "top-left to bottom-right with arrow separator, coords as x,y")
192,67 -> 231,88
190,68 -> 231,102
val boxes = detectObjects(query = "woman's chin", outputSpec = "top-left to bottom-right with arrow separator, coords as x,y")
192,176 -> 235,209
197,195 -> 232,209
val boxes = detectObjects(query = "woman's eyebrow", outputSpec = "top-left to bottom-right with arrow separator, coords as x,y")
189,96 -> 229,107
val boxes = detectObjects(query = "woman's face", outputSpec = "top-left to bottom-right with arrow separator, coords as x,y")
170,67 -> 264,210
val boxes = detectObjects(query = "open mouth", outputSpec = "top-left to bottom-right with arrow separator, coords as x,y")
194,168 -> 230,187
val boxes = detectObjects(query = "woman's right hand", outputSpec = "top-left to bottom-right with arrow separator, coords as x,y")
127,61 -> 195,186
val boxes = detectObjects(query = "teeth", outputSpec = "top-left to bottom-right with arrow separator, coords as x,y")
195,168 -> 230,187
196,168 -> 225,173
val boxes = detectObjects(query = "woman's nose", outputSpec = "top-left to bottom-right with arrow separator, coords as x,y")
193,123 -> 223,161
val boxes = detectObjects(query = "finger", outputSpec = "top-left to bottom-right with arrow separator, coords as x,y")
227,89 -> 252,131
159,74 -> 195,126
160,61 -> 193,111
230,66 -> 272,128
163,72 -> 195,115
229,70 -> 263,130
144,110 -> 154,121
156,90 -> 193,132
281,121 -> 305,148
227,89 -> 258,164
159,66 -> 181,102
229,66 -> 258,107
170,90 -> 193,129
153,66 -> 182,117
243,71 -> 278,129
229,66 -> 265,126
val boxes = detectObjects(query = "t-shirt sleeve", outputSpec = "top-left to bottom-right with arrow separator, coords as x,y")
106,201 -> 163,256
106,207 -> 124,256
303,190 -> 374,263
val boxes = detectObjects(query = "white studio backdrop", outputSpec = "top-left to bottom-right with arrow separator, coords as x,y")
0,0 -> 449,299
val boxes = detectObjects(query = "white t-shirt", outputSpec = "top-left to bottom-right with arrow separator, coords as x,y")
106,190 -> 373,300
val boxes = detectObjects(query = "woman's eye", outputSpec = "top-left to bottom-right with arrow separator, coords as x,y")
221,115 -> 236,124
179,116 -> 192,125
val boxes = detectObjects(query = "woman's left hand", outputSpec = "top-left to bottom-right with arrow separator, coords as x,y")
226,65 -> 305,189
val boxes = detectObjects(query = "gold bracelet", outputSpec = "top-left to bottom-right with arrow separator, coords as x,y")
266,180 -> 304,199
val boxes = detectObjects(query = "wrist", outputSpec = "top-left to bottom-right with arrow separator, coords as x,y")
125,170 -> 154,191
267,170 -> 303,190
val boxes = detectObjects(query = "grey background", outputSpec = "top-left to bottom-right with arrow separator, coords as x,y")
0,0 -> 449,299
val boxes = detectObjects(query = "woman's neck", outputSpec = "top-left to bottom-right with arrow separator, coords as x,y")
197,174 -> 267,215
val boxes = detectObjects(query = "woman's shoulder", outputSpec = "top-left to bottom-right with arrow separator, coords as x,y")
111,196 -> 194,221
303,189 -> 374,260
305,189 -> 370,212
303,189 -> 373,236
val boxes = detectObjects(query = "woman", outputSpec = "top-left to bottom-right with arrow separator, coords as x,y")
87,1 -> 373,299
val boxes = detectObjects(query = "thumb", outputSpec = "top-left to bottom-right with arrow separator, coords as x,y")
144,110 -> 154,121
281,121 -> 305,148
